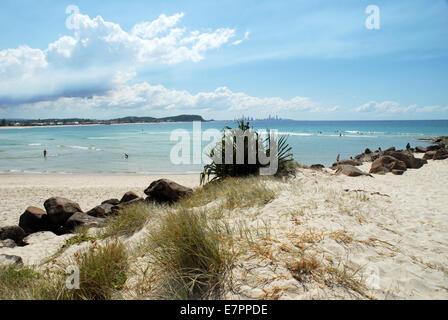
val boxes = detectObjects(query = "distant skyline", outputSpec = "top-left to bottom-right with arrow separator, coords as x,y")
0,0 -> 447,121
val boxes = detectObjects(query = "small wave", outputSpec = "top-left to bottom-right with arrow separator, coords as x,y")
28,143 -> 42,146
87,137 -> 114,140
69,145 -> 89,150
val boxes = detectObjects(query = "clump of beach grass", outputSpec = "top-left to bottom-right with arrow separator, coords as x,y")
144,208 -> 237,299
65,240 -> 129,300
103,202 -> 156,238
181,176 -> 278,210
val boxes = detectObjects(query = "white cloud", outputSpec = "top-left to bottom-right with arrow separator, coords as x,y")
0,11 -> 236,105
355,101 -> 446,114
232,31 -> 250,45
12,82 -> 333,118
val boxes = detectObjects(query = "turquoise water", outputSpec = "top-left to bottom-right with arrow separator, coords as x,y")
0,120 -> 447,174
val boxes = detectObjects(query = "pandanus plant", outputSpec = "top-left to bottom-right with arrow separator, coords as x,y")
200,119 -> 293,185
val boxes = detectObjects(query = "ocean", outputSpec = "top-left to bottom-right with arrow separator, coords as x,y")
0,120 -> 447,175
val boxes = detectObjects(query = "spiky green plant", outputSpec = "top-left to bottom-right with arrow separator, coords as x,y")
200,119 -> 293,184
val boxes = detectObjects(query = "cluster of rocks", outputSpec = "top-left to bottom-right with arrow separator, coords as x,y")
309,137 -> 448,177
0,179 -> 193,257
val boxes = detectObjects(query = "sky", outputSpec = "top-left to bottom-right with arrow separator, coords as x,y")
0,0 -> 447,121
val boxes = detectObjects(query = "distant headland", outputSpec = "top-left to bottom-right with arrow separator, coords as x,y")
0,115 -> 207,127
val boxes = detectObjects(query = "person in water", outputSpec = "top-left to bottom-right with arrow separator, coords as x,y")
43,149 -> 47,158
124,153 -> 129,159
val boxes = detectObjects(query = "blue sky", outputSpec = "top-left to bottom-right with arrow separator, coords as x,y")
0,0 -> 447,120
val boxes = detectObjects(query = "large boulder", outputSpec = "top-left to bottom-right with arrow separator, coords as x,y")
144,179 -> 193,203
0,254 -> 23,266
19,206 -> 50,234
354,149 -> 382,163
384,151 -> 427,169
62,212 -> 106,233
423,151 -> 437,160
433,149 -> 448,160
111,197 -> 145,214
370,156 -> 407,175
0,226 -> 27,246
334,165 -> 373,177
86,203 -> 114,218
120,191 -> 140,203
426,145 -> 443,151
101,198 -> 120,206
44,197 -> 83,227
414,146 -> 427,153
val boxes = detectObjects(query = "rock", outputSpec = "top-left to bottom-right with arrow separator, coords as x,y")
0,226 -> 27,246
355,150 -> 382,163
423,151 -> 437,160
62,212 -> 106,233
111,197 -> 145,214
384,151 -> 427,169
120,191 -> 140,203
144,179 -> 193,203
414,146 -> 427,153
433,149 -> 448,160
334,165 -> 373,177
101,198 -> 120,206
392,169 -> 405,175
19,206 -> 50,234
310,164 -> 325,170
370,156 -> 407,174
86,203 -> 114,218
426,145 -> 442,151
0,254 -> 23,266
385,147 -> 396,152
364,148 -> 372,154
44,197 -> 83,228
331,159 -> 362,168
0,239 -> 16,248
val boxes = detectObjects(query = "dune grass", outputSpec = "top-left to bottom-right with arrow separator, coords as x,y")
103,202 -> 156,238
65,240 -> 128,300
144,208 -> 237,299
0,240 -> 129,300
181,176 -> 277,210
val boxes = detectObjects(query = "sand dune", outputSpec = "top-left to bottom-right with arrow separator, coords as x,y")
1,160 -> 447,299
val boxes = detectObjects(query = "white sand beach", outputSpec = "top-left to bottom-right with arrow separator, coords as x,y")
1,159 -> 447,299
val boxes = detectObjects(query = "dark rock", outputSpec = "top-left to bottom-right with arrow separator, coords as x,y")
0,226 -> 27,246
62,212 -> 106,233
331,159 -> 363,168
414,146 -> 427,153
433,149 -> 448,160
101,198 -> 120,206
423,151 -> 436,160
385,147 -> 396,152
392,169 -> 405,175
144,179 -> 193,203
86,203 -> 114,218
334,165 -> 373,177
310,164 -> 325,170
370,156 -> 407,175
120,191 -> 140,203
19,206 -> 50,234
111,197 -> 145,214
44,197 -> 83,227
426,145 -> 442,152
384,151 -> 427,169
364,148 -> 372,154
0,239 -> 16,248
0,254 -> 23,266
